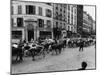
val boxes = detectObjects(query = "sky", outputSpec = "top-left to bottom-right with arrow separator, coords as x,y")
84,5 -> 96,21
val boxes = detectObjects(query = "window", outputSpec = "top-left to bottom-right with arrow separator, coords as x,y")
17,18 -> 23,27
56,6 -> 58,10
68,14 -> 70,24
11,6 -> 14,15
68,26 -> 70,31
11,18 -> 14,27
47,20 -> 51,28
38,19 -> 44,28
71,27 -> 73,32
68,5 -> 70,11
56,22 -> 58,27
55,12 -> 58,19
64,6 -> 66,9
60,23 -> 62,28
68,18 -> 70,24
40,31 -> 52,39
74,18 -> 77,25
60,23 -> 62,25
60,8 -> 62,12
64,10 -> 65,13
71,14 -> 73,24
59,14 -> 62,20
74,8 -> 77,14
63,15 -> 66,21
18,5 -> 22,14
71,6 -> 73,13
26,5 -> 35,15
46,9 -> 52,17
38,7 -> 42,16
12,31 -> 22,39
63,23 -> 66,28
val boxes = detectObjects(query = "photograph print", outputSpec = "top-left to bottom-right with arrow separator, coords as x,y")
11,0 -> 96,74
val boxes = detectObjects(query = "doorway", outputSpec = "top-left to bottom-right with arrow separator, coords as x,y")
28,30 -> 34,41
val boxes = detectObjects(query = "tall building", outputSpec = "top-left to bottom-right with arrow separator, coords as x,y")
53,3 -> 67,39
53,4 -> 77,38
11,0 -> 53,43
77,5 -> 83,36
83,11 -> 94,37
91,20 -> 96,39
92,21 -> 96,35
66,4 -> 77,38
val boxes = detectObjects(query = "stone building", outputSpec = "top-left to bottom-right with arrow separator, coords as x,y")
53,3 -> 77,38
11,0 -> 53,43
77,5 -> 83,37
66,4 -> 77,38
83,11 -> 94,37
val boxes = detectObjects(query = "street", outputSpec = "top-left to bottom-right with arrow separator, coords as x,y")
12,45 -> 96,74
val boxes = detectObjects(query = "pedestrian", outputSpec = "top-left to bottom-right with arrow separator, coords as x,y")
79,39 -> 84,52
16,43 -> 23,61
78,61 -> 87,70
18,44 -> 23,61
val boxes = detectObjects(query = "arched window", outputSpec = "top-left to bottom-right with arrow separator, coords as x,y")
46,9 -> 52,17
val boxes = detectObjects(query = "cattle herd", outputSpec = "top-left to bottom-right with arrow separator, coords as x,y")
12,38 -> 96,63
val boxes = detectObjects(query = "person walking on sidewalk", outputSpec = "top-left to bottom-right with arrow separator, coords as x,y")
79,39 -> 84,52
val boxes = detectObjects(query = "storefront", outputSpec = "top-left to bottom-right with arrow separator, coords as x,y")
67,30 -> 72,38
82,31 -> 91,38
53,27 -> 61,39
12,31 -> 22,39
12,28 -> 24,43
39,31 -> 52,39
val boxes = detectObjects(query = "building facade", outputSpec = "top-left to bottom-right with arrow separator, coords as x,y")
66,4 -> 77,38
83,11 -> 94,37
77,5 -> 83,37
11,0 -> 53,43
92,21 -> 96,35
53,4 -> 67,39
53,4 -> 77,38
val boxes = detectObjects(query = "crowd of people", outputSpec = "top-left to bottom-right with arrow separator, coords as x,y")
12,37 -> 66,62
12,37 -> 96,62
11,36 -> 96,71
